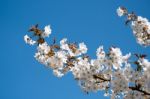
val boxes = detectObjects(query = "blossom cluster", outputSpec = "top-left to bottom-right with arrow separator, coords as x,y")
24,24 -> 150,99
117,7 -> 150,46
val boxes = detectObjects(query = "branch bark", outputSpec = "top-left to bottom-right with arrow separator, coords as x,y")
129,86 -> 150,96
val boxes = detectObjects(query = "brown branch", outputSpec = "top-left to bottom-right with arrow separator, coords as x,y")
129,86 -> 150,96
93,74 -> 111,82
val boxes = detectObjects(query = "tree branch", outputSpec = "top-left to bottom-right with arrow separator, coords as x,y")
93,74 -> 111,82
129,86 -> 150,96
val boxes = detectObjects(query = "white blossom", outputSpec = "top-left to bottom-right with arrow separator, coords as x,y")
131,16 -> 150,46
79,42 -> 87,54
60,38 -> 70,50
41,25 -> 52,37
37,42 -> 50,54
55,50 -> 68,63
53,69 -> 64,77
24,35 -> 36,45
111,70 -> 129,95
96,46 -> 105,60
117,7 -> 126,17
139,58 -> 150,71
60,39 -> 87,57
109,47 -> 130,69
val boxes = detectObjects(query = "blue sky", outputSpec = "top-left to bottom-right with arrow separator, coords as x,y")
0,0 -> 150,99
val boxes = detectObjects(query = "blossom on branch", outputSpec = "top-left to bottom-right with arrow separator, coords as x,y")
117,7 -> 150,46
24,12 -> 150,98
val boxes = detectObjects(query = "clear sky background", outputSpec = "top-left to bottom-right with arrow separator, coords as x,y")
0,0 -> 150,99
